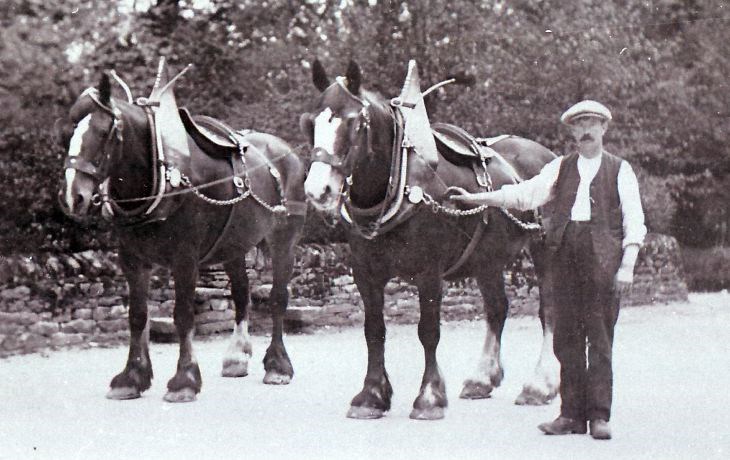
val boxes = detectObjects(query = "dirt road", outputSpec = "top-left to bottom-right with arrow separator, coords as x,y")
1,293 -> 728,459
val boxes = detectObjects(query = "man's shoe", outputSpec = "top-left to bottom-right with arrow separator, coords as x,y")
589,419 -> 612,440
538,416 -> 587,435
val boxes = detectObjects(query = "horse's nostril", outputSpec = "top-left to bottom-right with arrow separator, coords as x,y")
73,193 -> 87,210
323,184 -> 332,196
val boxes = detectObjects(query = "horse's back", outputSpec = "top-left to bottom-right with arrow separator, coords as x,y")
243,131 -> 308,202
491,136 -> 556,181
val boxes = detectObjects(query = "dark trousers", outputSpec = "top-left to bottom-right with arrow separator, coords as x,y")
554,221 -> 620,422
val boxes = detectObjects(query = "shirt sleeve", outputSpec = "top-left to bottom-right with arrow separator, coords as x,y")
499,156 -> 562,211
617,161 -> 647,248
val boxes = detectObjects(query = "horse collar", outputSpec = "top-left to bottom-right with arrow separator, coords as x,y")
92,103 -> 172,226
341,107 -> 414,239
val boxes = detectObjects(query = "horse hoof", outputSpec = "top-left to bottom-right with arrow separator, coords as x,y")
106,386 -> 141,400
163,388 -> 197,403
346,406 -> 385,419
459,380 -> 493,400
409,406 -> 445,420
221,361 -> 249,378
263,371 -> 292,385
515,388 -> 554,406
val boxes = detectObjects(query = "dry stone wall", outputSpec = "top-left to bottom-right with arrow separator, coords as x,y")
0,233 -> 687,357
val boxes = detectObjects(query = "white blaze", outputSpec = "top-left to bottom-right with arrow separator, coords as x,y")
305,108 -> 342,200
64,115 -> 91,211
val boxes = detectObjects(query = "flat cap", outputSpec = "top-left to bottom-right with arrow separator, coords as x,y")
560,100 -> 612,124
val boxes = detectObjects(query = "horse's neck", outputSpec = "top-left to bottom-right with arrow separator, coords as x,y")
348,110 -> 394,208
110,108 -> 154,202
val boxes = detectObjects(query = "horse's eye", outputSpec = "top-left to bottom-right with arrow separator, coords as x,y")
346,114 -> 361,137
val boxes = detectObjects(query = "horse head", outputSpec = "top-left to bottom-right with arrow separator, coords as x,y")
300,60 -> 393,213
58,72 -> 150,222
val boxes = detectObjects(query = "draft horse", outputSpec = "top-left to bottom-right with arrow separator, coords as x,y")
300,60 -> 560,419
58,69 -> 307,402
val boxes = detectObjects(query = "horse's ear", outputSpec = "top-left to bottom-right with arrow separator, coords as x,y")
299,113 -> 315,142
312,59 -> 330,92
345,60 -> 361,95
98,72 -> 112,105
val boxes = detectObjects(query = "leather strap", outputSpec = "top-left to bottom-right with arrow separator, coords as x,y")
442,219 -> 486,278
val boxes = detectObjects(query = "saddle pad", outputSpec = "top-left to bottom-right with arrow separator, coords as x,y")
431,122 -> 495,160
179,108 -> 238,158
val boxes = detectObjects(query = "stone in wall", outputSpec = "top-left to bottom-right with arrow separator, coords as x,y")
1,233 -> 689,356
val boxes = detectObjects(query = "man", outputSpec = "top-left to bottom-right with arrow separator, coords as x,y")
450,100 -> 646,440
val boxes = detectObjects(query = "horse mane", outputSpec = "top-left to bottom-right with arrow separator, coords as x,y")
359,88 -> 393,122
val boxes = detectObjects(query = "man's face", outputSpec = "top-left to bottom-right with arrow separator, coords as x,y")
567,116 -> 607,157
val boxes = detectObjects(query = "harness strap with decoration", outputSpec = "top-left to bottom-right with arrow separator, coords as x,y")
326,61 -> 543,276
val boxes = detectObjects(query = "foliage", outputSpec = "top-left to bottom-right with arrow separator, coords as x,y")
0,0 -> 729,254
681,246 -> 730,291
668,171 -> 730,247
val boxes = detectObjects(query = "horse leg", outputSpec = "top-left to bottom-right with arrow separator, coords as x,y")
460,268 -> 508,399
410,272 -> 447,420
515,241 -> 560,405
347,270 -> 392,419
107,257 -> 153,400
221,257 -> 252,377
262,221 -> 301,385
164,257 -> 202,402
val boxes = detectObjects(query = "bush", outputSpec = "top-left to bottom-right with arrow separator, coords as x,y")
681,246 -> 730,292
634,167 -> 677,235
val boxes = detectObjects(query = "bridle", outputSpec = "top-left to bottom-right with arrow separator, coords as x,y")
64,89 -> 124,188
310,77 -> 376,180
62,88 -> 163,222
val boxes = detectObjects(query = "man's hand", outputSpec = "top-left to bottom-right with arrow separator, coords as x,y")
446,187 -> 502,207
614,244 -> 640,296
613,267 -> 634,296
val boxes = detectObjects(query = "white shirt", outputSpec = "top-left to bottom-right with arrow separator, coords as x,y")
500,152 -> 647,248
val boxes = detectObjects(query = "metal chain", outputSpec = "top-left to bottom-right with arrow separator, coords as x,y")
181,175 -> 251,206
419,189 -> 542,233
178,137 -> 287,214
421,191 -> 491,216
415,151 -> 542,233
248,187 -> 288,214
499,208 -> 543,232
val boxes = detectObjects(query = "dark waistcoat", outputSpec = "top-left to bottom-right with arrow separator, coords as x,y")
545,151 -> 624,277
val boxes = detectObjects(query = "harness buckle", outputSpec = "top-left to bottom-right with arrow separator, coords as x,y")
233,176 -> 245,190
390,97 -> 416,109
135,97 -> 160,107
167,167 -> 182,188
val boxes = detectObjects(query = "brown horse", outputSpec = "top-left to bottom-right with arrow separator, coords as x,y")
58,70 -> 306,402
300,60 -> 559,419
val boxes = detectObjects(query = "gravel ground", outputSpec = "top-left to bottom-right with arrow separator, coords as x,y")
1,292 -> 728,460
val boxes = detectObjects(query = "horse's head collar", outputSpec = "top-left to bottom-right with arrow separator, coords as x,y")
65,88 -> 125,182
304,80 -> 373,179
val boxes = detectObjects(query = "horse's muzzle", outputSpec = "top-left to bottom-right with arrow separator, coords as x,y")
304,161 -> 345,213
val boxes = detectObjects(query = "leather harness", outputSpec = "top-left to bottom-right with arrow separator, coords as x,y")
317,80 -> 505,276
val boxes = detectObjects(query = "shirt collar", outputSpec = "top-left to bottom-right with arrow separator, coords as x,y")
578,150 -> 603,165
